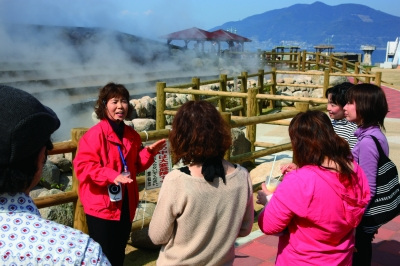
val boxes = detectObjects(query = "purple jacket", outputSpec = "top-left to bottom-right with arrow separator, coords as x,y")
352,126 -> 389,199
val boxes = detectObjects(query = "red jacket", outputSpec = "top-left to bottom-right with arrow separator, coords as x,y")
73,119 -> 154,221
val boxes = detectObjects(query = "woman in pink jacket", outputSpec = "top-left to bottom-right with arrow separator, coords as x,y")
257,110 -> 370,265
73,83 -> 165,266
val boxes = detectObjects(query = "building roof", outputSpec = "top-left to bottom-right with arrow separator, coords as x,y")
209,29 -> 252,42
160,27 -> 213,41
161,27 -> 251,42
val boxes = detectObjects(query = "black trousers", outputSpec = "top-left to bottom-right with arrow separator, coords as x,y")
86,191 -> 131,266
352,226 -> 376,266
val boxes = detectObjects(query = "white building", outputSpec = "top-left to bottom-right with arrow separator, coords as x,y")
380,37 -> 400,69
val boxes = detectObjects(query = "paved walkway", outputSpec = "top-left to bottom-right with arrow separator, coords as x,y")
234,85 -> 400,265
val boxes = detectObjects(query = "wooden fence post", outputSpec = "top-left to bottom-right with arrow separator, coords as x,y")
354,62 -> 360,84
246,88 -> 258,157
329,54 -> 334,72
219,74 -> 227,112
315,52 -> 320,70
240,72 -> 248,116
221,112 -> 232,161
323,69 -> 330,98
297,51 -> 302,71
192,77 -> 200,101
302,50 -> 307,71
156,82 -> 166,130
257,69 -> 264,115
270,67 -> 277,108
71,128 -> 89,234
342,58 -> 348,73
375,71 -> 382,87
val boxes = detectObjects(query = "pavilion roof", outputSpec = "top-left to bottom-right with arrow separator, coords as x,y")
160,27 -> 213,41
209,29 -> 252,42
161,27 -> 251,42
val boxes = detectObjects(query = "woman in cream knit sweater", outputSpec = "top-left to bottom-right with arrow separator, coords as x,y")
149,100 -> 254,265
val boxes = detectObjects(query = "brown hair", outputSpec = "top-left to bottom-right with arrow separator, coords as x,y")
169,100 -> 232,165
346,83 -> 388,130
94,82 -> 133,119
289,110 -> 354,181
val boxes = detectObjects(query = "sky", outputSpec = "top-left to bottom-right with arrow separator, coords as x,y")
1,0 -> 399,40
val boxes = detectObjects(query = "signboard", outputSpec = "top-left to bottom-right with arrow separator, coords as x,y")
145,141 -> 172,190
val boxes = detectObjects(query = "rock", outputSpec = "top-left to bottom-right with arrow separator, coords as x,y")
47,155 -> 72,173
329,75 -> 349,86
41,161 -> 60,186
230,128 -> 251,156
311,88 -> 323,98
132,118 -> 156,132
38,189 -> 74,227
130,202 -> 160,250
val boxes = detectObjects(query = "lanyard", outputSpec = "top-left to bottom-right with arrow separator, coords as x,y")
117,146 -> 128,172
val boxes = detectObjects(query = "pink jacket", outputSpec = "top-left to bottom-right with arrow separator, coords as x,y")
73,119 -> 154,221
258,163 -> 370,266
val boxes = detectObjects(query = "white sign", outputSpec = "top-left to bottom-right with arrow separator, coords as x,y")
145,141 -> 172,190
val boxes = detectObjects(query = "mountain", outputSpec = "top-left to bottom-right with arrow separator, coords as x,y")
209,1 -> 400,51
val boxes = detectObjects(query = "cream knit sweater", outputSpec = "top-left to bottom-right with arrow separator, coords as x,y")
148,164 -> 254,265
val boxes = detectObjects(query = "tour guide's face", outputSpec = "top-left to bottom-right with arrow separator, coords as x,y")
105,97 -> 128,124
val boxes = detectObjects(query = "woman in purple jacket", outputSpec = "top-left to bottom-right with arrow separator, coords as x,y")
343,83 -> 389,266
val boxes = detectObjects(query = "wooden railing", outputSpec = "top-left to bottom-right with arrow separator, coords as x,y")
33,62 -> 381,232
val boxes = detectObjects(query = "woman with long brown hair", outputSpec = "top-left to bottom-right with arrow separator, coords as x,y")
257,110 -> 370,265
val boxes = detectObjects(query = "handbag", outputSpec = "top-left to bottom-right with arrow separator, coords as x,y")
360,135 -> 400,227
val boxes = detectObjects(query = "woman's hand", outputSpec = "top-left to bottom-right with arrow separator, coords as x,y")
280,162 -> 298,175
113,172 -> 133,185
146,139 -> 167,156
256,183 -> 273,205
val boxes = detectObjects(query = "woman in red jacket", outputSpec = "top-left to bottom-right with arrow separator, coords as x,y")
73,82 -> 165,266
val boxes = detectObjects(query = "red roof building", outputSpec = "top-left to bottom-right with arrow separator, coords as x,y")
161,27 -> 251,54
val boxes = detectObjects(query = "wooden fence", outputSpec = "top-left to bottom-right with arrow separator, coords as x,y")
33,59 -> 381,232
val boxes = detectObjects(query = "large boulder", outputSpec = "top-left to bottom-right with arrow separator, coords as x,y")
130,202 -> 160,250
230,128 -> 251,156
38,189 -> 74,227
132,118 -> 156,132
41,161 -> 60,186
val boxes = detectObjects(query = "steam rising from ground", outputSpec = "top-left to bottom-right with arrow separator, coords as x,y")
0,23 -> 261,141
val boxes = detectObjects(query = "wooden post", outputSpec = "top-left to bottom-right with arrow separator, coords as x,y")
192,77 -> 200,101
375,71 -> 382,87
329,54 -> 334,72
221,112 -> 231,161
342,58 -> 347,72
257,69 -> 264,115
246,88 -> 258,155
354,62 -> 360,84
156,82 -> 166,130
315,52 -> 320,70
270,67 -> 277,108
297,51 -> 302,71
219,74 -> 227,112
240,72 -> 248,116
71,128 -> 89,233
323,69 -> 330,98
271,49 -> 276,67
294,102 -> 309,112
302,50 -> 307,71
